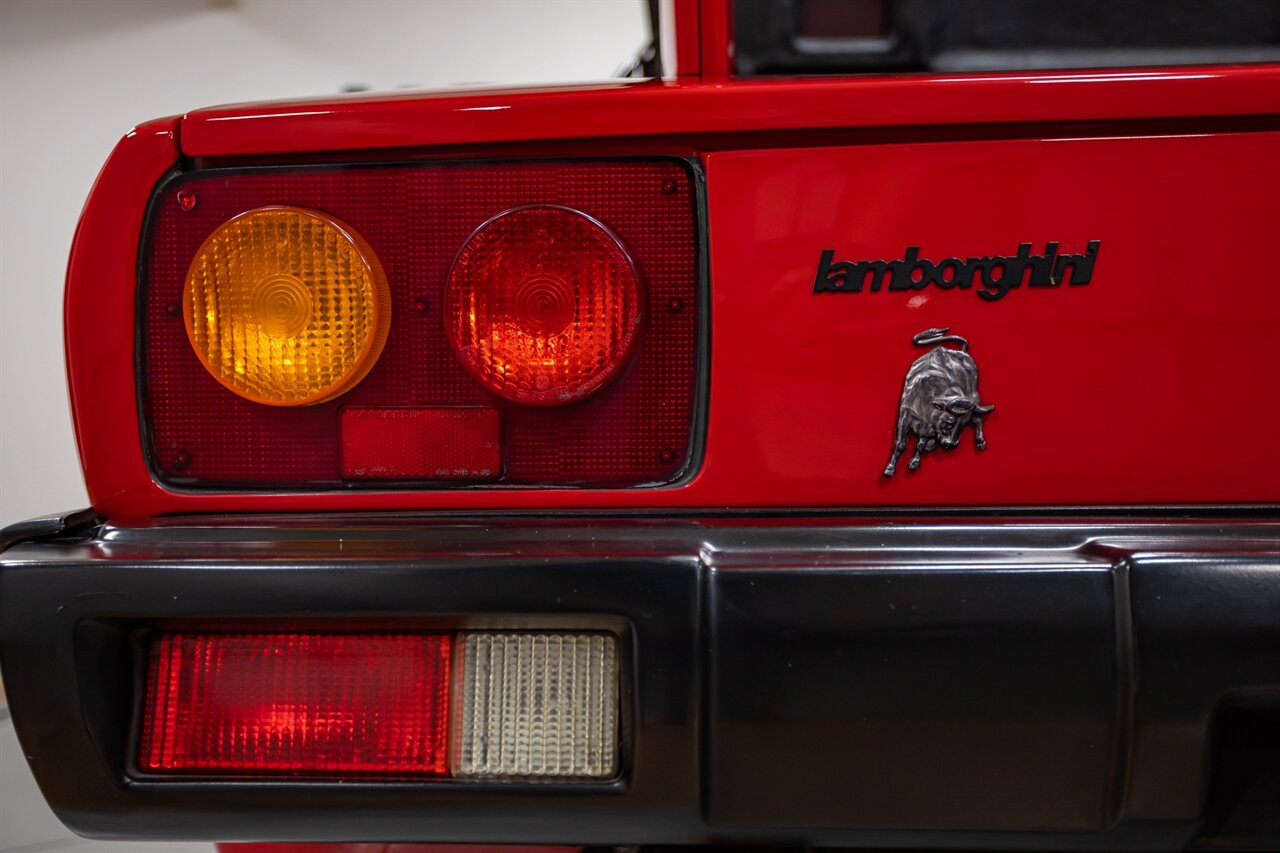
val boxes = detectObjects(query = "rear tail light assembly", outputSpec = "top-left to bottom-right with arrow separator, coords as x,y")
138,629 -> 621,782
141,160 -> 701,490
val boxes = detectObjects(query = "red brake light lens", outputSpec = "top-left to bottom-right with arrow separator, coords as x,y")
445,205 -> 643,405
138,632 -> 451,777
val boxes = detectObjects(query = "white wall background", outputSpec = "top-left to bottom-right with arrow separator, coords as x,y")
0,0 -> 647,528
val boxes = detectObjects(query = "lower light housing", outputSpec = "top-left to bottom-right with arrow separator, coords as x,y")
137,628 -> 620,782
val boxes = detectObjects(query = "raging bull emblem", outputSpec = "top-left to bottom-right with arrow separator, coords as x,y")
884,328 -> 994,477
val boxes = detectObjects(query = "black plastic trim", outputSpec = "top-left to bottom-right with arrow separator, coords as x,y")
0,507 -> 100,554
1,518 -> 1277,848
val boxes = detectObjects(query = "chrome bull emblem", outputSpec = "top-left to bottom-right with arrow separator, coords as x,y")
884,328 -> 994,477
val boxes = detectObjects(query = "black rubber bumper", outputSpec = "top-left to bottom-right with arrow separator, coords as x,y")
1,516 -> 1278,849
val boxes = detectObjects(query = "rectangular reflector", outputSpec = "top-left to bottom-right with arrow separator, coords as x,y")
341,407 -> 501,481
139,632 -> 451,777
452,632 -> 619,780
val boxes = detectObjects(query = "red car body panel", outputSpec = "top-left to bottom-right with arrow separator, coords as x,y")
63,116 -> 180,518
66,69 -> 1280,519
705,133 -> 1280,505
178,66 -> 1280,158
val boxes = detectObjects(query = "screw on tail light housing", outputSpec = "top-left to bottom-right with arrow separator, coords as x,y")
136,629 -> 621,782
141,160 -> 701,489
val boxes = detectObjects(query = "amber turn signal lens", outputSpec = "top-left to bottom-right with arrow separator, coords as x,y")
183,206 -> 391,406
445,205 -> 643,406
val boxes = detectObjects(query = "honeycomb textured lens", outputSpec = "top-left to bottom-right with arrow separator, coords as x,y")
183,206 -> 391,406
138,631 -> 451,777
445,205 -> 643,405
452,632 -> 619,779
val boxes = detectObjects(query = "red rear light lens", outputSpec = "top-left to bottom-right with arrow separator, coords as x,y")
445,205 -> 643,405
138,632 -> 451,777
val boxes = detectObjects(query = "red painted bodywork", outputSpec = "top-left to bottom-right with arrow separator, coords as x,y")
706,134 -> 1280,502
64,116 -> 179,516
65,66 -> 1280,519
668,0 -> 703,77
680,0 -> 732,79
178,67 -> 1280,158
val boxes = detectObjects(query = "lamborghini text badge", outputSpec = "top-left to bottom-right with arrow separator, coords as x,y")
814,241 -> 1099,301
884,328 -> 993,477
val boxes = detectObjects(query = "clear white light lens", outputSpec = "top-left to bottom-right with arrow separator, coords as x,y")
452,632 -> 619,780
